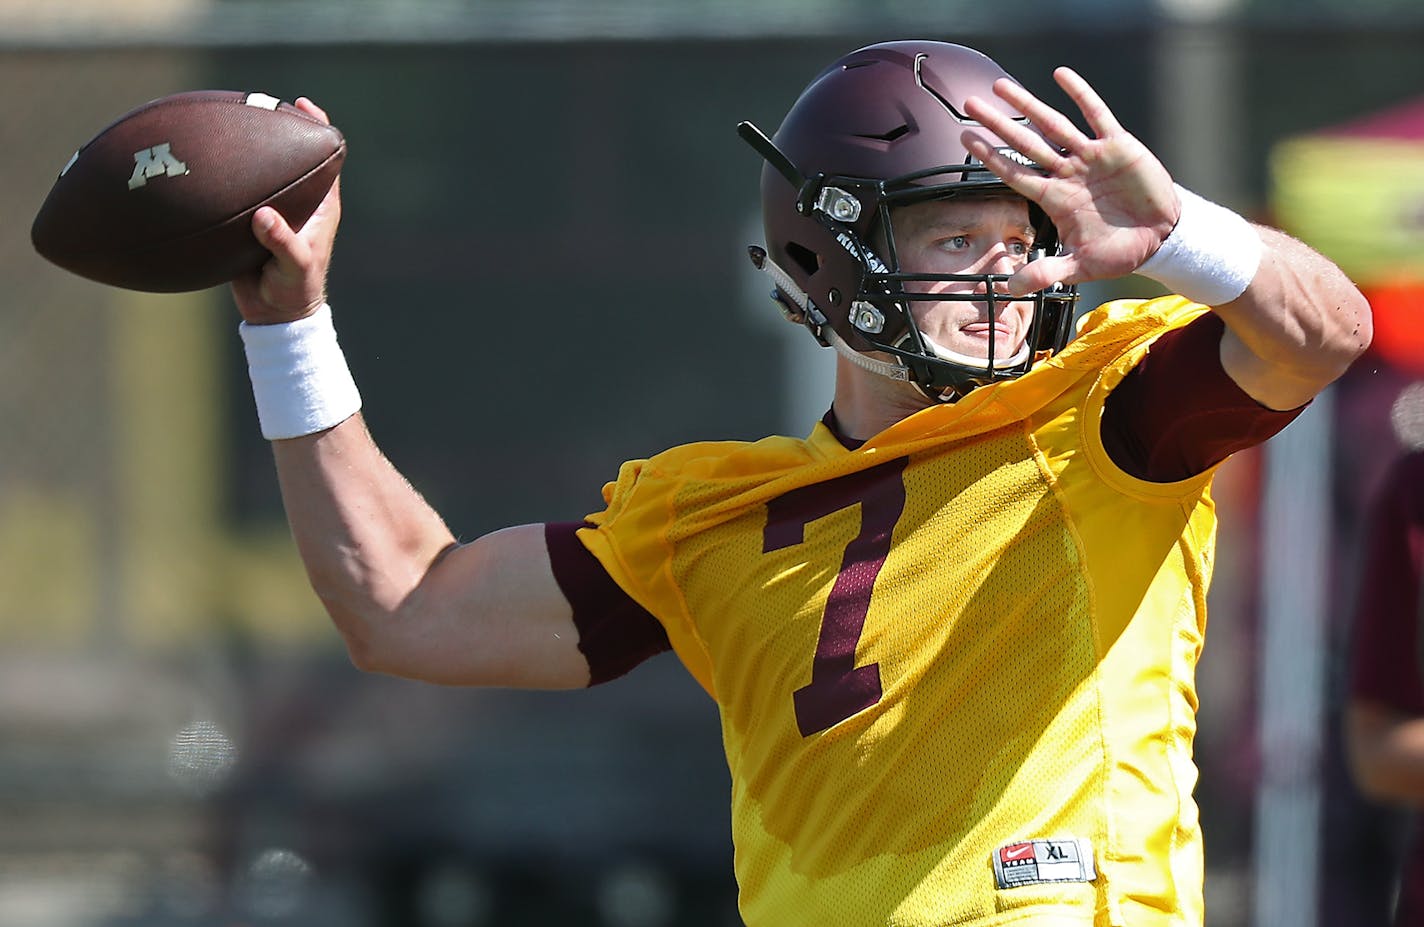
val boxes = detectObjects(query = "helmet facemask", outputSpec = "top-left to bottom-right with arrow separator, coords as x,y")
848,167 -> 1078,400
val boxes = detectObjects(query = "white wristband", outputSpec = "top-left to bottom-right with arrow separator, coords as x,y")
1136,184 -> 1262,306
240,303 -> 362,440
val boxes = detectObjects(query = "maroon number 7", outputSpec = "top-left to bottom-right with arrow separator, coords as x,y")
762,457 -> 908,736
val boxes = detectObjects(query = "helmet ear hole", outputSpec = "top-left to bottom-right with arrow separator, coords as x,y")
785,242 -> 821,277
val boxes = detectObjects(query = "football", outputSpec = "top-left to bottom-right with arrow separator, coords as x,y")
31,90 -> 346,293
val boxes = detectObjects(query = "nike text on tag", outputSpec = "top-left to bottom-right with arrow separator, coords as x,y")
992,837 -> 1097,890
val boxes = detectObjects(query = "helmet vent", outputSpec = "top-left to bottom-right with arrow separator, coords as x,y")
785,242 -> 820,277
854,124 -> 910,143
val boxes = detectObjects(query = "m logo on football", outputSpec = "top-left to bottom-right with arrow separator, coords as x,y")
128,143 -> 188,189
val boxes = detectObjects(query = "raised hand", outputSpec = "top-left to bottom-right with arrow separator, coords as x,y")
961,68 -> 1180,297
230,97 -> 343,325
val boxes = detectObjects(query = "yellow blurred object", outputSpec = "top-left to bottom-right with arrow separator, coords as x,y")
1272,134 -> 1424,285
1271,96 -> 1424,374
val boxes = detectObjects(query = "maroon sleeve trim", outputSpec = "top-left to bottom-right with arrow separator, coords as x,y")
543,521 -> 671,686
1101,312 -> 1306,483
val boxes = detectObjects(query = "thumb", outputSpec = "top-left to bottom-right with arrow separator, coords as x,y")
252,206 -> 311,282
250,206 -> 321,315
254,207 -> 299,260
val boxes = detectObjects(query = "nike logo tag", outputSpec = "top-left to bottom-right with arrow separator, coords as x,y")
992,837 -> 1097,890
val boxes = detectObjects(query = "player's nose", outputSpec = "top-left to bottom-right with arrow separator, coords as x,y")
981,242 -> 1025,276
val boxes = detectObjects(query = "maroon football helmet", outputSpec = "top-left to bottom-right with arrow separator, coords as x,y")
740,41 -> 1078,399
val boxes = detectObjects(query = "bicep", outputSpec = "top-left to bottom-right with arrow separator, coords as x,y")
380,523 -> 593,689
1101,312 -> 1303,482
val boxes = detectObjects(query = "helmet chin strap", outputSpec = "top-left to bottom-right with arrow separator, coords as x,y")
896,330 -> 1033,404
917,330 -> 1032,370
750,249 -> 912,383
826,327 -> 912,381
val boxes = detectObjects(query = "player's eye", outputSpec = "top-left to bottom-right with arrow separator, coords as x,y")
939,235 -> 970,251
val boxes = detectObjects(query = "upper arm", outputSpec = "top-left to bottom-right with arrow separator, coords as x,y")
357,522 -> 593,690
1101,312 -> 1304,482
1214,225 -> 1371,411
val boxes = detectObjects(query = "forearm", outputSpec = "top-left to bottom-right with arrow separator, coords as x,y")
230,172 -> 589,689
1346,701 -> 1424,806
239,302 -> 450,654
271,413 -> 457,666
1213,224 -> 1371,410
1135,187 -> 1371,411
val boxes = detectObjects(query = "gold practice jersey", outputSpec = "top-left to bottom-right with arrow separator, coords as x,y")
576,297 -> 1230,927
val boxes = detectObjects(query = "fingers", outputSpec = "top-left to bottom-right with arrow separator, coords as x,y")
960,132 -> 1052,202
232,99 -> 335,323
1007,254 -> 1076,298
293,96 -> 331,125
963,88 -> 1066,172
1052,67 -> 1124,140
981,78 -> 1088,161
963,70 -> 1129,173
311,172 -> 342,226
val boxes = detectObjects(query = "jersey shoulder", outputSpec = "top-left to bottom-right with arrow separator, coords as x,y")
599,429 -> 838,508
1052,295 -> 1209,371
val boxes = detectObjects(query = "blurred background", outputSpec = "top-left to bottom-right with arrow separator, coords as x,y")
2,0 -> 1424,924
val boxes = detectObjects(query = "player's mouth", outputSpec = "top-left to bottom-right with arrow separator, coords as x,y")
959,319 -> 1018,343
